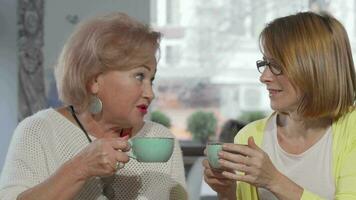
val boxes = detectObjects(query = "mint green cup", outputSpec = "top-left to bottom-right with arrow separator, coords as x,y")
128,137 -> 174,162
207,142 -> 223,169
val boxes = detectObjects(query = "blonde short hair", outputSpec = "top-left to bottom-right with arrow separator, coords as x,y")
55,12 -> 161,110
259,12 -> 356,120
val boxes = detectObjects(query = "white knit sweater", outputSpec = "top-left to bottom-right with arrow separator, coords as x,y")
0,108 -> 186,200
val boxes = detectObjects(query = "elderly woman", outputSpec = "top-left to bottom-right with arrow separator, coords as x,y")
203,12 -> 356,200
0,12 -> 186,200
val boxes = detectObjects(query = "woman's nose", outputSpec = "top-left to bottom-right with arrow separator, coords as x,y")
143,84 -> 155,101
259,67 -> 274,83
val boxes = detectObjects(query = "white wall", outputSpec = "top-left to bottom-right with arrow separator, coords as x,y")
0,0 -> 150,172
0,0 -> 18,173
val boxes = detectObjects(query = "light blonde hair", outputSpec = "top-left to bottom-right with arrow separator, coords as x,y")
55,12 -> 161,111
259,12 -> 356,120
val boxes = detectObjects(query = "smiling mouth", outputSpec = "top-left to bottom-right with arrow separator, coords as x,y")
268,89 -> 282,96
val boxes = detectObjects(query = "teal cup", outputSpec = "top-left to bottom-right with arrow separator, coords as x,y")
128,137 -> 174,162
207,142 -> 223,169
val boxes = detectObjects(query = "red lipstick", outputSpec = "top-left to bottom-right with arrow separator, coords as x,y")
137,104 -> 148,114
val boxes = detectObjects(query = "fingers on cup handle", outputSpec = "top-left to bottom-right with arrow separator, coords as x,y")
111,139 -> 130,152
115,150 -> 130,163
115,161 -> 125,170
203,148 -> 207,156
202,159 -> 210,168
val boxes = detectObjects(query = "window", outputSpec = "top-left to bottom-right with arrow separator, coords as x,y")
166,0 -> 180,25
151,0 -> 356,142
165,45 -> 181,65
151,0 -> 356,197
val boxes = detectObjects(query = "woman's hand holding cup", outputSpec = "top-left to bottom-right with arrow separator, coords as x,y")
203,143 -> 237,199
218,137 -> 281,190
71,138 -> 130,180
202,158 -> 237,197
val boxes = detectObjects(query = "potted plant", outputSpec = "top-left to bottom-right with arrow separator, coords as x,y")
150,110 -> 171,128
187,111 -> 217,144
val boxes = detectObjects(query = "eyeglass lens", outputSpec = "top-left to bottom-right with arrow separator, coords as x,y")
256,59 -> 282,75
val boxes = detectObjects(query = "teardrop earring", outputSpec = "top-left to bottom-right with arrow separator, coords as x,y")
89,95 -> 103,114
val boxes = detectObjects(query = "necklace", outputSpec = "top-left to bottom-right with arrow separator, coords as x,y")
68,105 -> 92,143
67,105 -> 115,199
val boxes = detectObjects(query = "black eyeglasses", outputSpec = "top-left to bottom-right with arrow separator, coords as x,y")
256,59 -> 283,75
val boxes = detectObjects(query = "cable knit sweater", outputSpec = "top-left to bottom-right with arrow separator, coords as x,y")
0,108 -> 187,200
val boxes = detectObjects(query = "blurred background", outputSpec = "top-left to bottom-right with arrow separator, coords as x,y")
1,0 -> 355,199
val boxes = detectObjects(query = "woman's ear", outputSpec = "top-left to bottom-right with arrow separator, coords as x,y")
88,75 -> 100,94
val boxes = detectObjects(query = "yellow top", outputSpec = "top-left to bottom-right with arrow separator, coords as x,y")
235,109 -> 356,200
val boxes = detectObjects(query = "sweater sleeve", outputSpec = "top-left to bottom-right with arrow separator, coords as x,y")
0,116 -> 51,200
334,145 -> 356,199
169,137 -> 188,199
171,138 -> 187,188
142,121 -> 188,199
234,119 -> 267,200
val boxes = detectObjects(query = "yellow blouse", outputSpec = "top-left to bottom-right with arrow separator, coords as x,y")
235,109 -> 356,200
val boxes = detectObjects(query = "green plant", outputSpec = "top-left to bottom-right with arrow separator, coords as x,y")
238,111 -> 266,124
150,111 -> 171,128
187,111 -> 217,143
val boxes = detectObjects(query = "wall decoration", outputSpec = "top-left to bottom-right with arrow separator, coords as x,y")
18,0 -> 47,121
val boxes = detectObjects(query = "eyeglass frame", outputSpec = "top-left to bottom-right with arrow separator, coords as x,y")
256,58 -> 283,75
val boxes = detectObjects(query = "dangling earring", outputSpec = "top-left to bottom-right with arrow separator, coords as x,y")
89,95 -> 103,114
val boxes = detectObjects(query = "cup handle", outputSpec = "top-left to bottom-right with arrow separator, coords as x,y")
127,140 -> 137,160
128,152 -> 136,160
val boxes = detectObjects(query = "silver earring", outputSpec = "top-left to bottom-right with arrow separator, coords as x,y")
89,95 -> 102,114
